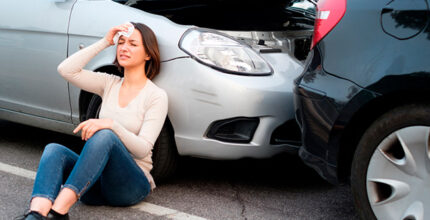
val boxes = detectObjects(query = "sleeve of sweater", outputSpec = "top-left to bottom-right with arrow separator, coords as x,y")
57,38 -> 112,97
111,89 -> 169,159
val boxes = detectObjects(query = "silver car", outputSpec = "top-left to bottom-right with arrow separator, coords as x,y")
0,0 -> 312,180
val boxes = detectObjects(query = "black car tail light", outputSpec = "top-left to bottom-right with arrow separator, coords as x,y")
311,0 -> 347,49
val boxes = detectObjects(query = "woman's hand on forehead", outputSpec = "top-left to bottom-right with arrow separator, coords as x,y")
105,23 -> 134,45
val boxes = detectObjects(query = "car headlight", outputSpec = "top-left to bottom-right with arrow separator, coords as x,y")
179,28 -> 273,76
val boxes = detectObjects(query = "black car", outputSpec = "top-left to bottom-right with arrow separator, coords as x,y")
294,0 -> 430,219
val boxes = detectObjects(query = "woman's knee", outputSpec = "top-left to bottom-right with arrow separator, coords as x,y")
42,143 -> 68,158
91,129 -> 117,141
83,129 -> 120,153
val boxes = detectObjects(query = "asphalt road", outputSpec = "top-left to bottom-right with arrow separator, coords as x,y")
0,120 -> 359,220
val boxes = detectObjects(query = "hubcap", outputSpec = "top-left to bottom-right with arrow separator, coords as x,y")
367,126 -> 430,220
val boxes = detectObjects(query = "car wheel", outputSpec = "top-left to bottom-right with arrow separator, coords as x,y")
151,120 -> 179,182
85,94 -> 179,181
351,104 -> 430,220
86,94 -> 102,119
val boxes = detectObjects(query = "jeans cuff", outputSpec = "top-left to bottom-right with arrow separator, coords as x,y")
30,194 -> 55,204
62,184 -> 81,198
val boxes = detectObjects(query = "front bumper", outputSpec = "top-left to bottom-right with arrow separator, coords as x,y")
155,52 -> 304,159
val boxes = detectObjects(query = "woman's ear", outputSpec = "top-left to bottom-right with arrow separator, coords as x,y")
144,54 -> 151,61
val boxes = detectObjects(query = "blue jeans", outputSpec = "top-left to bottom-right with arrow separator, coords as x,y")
31,129 -> 151,206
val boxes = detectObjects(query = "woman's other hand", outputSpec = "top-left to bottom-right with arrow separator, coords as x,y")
73,118 -> 114,141
104,23 -> 133,45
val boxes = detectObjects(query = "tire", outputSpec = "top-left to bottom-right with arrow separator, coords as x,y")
351,104 -> 430,220
85,94 -> 179,182
86,94 -> 102,120
151,120 -> 179,182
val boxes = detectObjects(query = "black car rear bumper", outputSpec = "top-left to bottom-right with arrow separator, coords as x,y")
293,48 -> 366,184
294,83 -> 340,184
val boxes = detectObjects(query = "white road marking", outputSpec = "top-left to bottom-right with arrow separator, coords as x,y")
0,161 -> 208,220
131,202 -> 207,220
0,162 -> 36,180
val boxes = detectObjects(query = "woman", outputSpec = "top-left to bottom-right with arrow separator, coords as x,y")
18,22 -> 168,220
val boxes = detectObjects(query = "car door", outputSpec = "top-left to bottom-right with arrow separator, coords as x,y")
0,0 -> 76,122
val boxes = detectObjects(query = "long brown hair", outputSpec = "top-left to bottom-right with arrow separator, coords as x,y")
114,22 -> 161,80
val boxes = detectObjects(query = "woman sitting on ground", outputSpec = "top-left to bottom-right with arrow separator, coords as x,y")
18,22 -> 168,220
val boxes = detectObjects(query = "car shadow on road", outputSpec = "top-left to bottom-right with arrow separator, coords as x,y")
0,120 -> 86,153
175,152 -> 333,191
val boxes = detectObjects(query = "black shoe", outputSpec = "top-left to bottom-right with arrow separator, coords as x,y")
46,209 -> 69,220
15,211 -> 47,220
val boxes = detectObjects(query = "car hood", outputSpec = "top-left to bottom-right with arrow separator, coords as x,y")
116,0 -> 315,31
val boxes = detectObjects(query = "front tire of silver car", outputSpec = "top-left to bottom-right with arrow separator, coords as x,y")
351,104 -> 430,220
86,94 -> 179,182
151,119 -> 179,182
86,95 -> 102,119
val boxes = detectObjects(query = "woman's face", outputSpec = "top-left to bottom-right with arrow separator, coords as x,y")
116,29 -> 150,69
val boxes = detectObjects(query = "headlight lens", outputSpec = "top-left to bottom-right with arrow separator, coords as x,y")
179,28 -> 273,76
